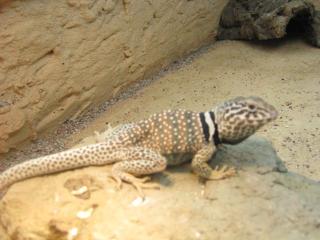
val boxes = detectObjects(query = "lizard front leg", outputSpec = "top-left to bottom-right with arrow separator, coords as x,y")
191,144 -> 236,180
111,147 -> 167,197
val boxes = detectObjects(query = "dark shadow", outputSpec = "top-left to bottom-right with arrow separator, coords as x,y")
286,9 -> 312,39
152,165 -> 192,187
152,172 -> 174,187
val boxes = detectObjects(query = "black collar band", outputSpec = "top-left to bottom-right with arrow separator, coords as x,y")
199,112 -> 210,142
209,111 -> 222,145
199,111 -> 222,146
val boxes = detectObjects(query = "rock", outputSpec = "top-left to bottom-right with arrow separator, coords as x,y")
0,0 -> 228,152
218,0 -> 320,47
1,136 -> 319,240
309,10 -> 320,46
0,104 -> 29,154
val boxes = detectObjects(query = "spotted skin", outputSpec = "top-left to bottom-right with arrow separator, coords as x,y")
0,96 -> 278,197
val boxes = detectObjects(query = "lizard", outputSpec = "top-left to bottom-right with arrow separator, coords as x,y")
0,96 -> 278,197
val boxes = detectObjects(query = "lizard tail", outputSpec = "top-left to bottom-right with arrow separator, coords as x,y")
0,142 -> 119,192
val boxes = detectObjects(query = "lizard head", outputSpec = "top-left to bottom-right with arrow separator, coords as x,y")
214,96 -> 278,144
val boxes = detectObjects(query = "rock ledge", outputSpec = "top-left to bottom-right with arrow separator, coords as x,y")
0,136 -> 319,240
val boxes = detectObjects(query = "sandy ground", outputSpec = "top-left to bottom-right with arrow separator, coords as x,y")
66,38 -> 320,180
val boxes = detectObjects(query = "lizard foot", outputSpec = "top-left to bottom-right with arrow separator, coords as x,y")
111,174 -> 160,198
208,165 -> 236,180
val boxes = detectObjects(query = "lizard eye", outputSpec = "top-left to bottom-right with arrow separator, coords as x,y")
248,104 -> 256,112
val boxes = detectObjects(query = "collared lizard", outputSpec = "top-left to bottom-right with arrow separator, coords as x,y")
0,96 -> 278,197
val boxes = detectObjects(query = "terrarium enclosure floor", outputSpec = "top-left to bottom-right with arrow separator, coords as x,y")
67,38 -> 320,181
1,38 -> 319,181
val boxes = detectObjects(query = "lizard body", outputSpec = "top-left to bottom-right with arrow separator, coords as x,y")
0,96 -> 278,196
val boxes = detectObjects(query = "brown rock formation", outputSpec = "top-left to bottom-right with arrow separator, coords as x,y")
218,0 -> 320,47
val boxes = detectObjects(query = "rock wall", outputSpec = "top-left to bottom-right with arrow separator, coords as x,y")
0,0 -> 228,153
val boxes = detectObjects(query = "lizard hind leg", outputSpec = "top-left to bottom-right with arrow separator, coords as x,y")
111,147 -> 167,198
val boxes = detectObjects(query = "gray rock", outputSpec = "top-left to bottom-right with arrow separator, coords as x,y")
0,136 -> 319,239
218,0 -> 320,47
309,10 -> 320,46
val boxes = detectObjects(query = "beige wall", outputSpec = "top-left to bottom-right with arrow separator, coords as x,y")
0,0 -> 228,153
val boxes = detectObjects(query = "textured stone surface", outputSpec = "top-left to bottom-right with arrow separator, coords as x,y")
0,0 -> 228,153
310,10 -> 320,46
218,0 -> 320,47
1,136 -> 320,240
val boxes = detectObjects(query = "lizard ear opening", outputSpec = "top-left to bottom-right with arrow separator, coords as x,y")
248,104 -> 256,112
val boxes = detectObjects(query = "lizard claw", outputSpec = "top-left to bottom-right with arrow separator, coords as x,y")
115,177 -> 123,190
131,181 -> 161,199
108,174 -> 123,190
136,176 -> 151,183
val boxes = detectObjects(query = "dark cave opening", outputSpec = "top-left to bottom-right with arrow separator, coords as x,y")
285,10 -> 313,39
